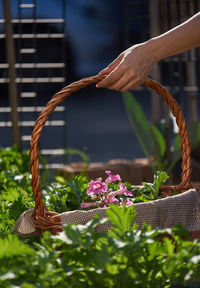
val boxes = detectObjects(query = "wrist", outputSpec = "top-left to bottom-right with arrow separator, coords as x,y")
145,38 -> 163,63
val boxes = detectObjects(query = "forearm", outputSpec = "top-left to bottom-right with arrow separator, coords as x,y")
97,12 -> 200,91
147,12 -> 200,62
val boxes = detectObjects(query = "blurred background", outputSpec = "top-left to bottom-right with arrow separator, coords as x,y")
0,0 -> 200,171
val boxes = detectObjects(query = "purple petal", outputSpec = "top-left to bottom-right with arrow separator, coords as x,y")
119,183 -> 133,197
125,199 -> 134,207
124,191 -> 133,197
81,201 -> 102,208
105,170 -> 122,183
81,202 -> 93,208
86,180 -> 108,195
108,197 -> 119,204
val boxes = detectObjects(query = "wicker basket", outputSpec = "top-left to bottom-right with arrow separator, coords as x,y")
13,76 -> 200,239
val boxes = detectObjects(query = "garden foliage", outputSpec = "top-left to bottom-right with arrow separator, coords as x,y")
123,91 -> 200,173
0,146 -> 200,287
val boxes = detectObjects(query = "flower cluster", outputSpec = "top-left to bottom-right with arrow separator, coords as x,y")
81,170 -> 134,209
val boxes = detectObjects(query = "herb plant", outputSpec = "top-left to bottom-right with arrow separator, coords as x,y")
1,146 -> 200,287
1,205 -> 200,287
44,175 -> 89,213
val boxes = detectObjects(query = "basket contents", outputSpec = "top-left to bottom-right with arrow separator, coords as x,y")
80,170 -> 169,209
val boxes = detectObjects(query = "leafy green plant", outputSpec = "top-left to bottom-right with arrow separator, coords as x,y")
1,146 -> 200,287
1,205 -> 200,287
134,171 -> 169,203
0,145 -> 30,173
123,91 -> 200,173
0,147 -> 34,238
44,175 -> 89,213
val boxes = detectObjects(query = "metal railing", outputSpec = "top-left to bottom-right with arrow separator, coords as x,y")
0,0 -> 67,167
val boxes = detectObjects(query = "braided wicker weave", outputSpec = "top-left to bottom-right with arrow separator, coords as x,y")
28,75 -> 192,235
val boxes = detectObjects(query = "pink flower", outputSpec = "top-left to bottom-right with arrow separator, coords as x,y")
108,197 -> 119,205
105,170 -> 122,184
119,198 -> 134,207
102,195 -> 108,204
102,195 -> 119,207
107,183 -> 133,199
81,202 -> 93,208
107,189 -> 124,199
120,183 -> 133,197
125,198 -> 134,207
82,174 -> 134,209
81,201 -> 101,208
86,179 -> 108,196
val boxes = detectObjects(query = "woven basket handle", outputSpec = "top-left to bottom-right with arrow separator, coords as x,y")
30,75 -> 191,218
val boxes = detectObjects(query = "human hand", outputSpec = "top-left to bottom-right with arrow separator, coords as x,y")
96,41 -> 156,92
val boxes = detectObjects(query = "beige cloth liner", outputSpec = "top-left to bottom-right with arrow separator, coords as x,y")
13,189 -> 200,236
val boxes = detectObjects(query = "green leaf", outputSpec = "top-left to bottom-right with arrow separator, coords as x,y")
167,150 -> 181,173
123,92 -> 153,165
138,171 -> 169,200
0,234 -> 34,259
166,134 -> 181,173
188,121 -> 200,149
55,175 -> 67,185
106,264 -> 120,275
149,124 -> 166,170
173,134 -> 181,151
152,171 -> 169,195
163,237 -> 175,256
105,204 -> 137,237
65,147 -> 90,164
46,175 -> 89,213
